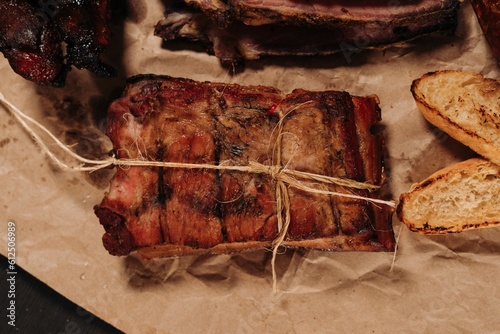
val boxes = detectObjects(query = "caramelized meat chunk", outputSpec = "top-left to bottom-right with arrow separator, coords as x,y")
95,75 -> 395,257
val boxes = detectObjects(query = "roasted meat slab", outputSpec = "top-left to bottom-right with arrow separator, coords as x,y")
155,0 -> 460,65
95,75 -> 395,258
185,0 -> 459,28
0,0 -> 115,86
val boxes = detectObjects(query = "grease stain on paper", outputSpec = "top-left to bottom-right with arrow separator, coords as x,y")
0,137 -> 10,148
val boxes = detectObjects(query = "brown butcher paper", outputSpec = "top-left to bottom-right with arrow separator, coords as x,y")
1,1 -> 500,333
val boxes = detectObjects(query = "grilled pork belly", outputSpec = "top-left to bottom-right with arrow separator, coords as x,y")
95,75 -> 395,258
155,0 -> 460,65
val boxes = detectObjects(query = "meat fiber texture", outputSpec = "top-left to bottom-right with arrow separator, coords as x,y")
155,0 -> 460,65
94,75 -> 395,258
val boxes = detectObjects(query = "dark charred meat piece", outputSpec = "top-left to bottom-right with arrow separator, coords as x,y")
0,0 -> 115,86
470,0 -> 500,63
95,75 -> 395,258
155,0 -> 460,66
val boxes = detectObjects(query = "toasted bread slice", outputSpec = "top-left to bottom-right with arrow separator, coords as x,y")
411,70 -> 500,165
397,158 -> 500,234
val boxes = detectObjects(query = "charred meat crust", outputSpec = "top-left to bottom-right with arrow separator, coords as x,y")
95,75 -> 395,257
94,207 -> 134,256
0,0 -> 116,86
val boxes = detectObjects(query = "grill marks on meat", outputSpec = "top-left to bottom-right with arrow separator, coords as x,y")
155,0 -> 460,66
214,85 -> 282,242
280,91 -> 338,240
157,80 -> 223,248
95,75 -> 395,257
0,0 -> 115,86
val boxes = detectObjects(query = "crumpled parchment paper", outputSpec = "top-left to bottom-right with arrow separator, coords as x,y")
1,1 -> 500,333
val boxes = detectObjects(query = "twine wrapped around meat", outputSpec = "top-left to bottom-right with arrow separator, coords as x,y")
1,85 -> 396,291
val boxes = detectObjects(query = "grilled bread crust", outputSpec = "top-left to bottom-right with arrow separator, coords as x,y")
399,70 -> 500,234
397,158 -> 500,234
411,70 -> 500,165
